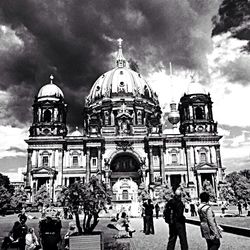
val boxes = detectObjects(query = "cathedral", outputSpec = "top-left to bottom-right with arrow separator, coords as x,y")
25,39 -> 224,207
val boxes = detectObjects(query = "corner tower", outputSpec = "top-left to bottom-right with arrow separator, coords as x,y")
25,75 -> 67,201
29,75 -> 67,137
178,87 -> 224,198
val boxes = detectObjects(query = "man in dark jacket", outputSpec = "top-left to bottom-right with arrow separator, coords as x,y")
143,199 -> 155,235
164,189 -> 188,250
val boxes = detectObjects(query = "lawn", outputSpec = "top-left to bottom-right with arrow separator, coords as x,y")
216,216 -> 250,229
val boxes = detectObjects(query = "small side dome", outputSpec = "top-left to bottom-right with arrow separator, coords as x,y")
37,75 -> 64,101
69,126 -> 82,136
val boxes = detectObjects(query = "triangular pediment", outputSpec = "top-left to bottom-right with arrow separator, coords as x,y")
31,166 -> 57,174
196,162 -> 217,170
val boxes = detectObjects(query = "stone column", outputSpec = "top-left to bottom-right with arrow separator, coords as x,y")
98,147 -> 102,181
184,145 -> 190,185
209,146 -> 213,164
26,149 -> 33,187
193,146 -> 197,164
86,148 -> 90,183
215,145 -> 223,181
35,150 -> 39,168
212,174 -> 218,199
149,147 -> 154,184
52,150 -> 55,168
181,174 -> 185,184
160,147 -> 166,183
58,149 -> 64,186
167,175 -> 171,186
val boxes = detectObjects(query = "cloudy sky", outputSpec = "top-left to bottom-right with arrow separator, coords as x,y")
0,0 -> 249,174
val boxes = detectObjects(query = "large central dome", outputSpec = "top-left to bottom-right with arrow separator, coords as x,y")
87,67 -> 156,104
84,39 -> 162,137
86,39 -> 157,105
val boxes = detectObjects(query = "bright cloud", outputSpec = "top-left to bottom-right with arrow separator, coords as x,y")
0,25 -> 24,51
0,125 -> 28,158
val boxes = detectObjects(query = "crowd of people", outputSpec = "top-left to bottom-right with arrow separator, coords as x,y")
1,193 -> 249,250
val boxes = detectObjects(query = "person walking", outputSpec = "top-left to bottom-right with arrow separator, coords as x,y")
243,200 -> 248,211
164,189 -> 188,250
143,199 -> 155,235
220,202 -> 227,215
141,201 -> 146,233
237,201 -> 242,216
198,192 -> 222,250
155,203 -> 160,219
190,201 -> 197,216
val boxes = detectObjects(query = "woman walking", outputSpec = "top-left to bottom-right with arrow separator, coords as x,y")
198,192 -> 222,250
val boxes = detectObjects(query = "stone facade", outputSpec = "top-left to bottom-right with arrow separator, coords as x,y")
25,41 -> 224,202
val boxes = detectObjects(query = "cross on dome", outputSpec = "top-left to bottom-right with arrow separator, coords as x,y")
116,38 -> 126,68
50,74 -> 54,84
117,38 -> 123,48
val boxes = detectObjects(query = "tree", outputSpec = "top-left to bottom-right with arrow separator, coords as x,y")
58,176 -> 111,234
10,187 -> 28,211
222,170 -> 250,203
0,173 -> 14,193
219,182 -> 237,204
202,180 -> 216,202
34,184 -> 51,208
0,185 -> 11,215
157,183 -> 173,202
137,182 -> 150,202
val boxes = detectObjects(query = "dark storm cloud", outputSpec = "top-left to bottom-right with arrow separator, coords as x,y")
0,0 -> 220,127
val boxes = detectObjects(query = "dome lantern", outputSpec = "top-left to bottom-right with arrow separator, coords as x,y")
116,38 -> 126,68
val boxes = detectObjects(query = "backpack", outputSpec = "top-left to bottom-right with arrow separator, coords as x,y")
163,201 -> 175,224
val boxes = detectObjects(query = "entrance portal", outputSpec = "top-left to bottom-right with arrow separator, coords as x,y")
37,177 -> 49,190
110,153 -> 141,187
201,173 -> 213,187
170,175 -> 181,191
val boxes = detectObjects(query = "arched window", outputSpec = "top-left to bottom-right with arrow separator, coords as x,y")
122,190 -> 129,200
42,156 -> 49,166
73,156 -> 78,166
195,106 -> 203,119
199,148 -> 208,163
170,149 -> 178,164
200,153 -> 207,163
44,109 -> 51,122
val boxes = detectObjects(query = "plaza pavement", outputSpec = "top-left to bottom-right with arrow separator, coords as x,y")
129,217 -> 250,250
1,214 -> 250,249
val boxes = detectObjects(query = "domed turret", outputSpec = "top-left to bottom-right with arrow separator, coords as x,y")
37,75 -> 64,101
29,75 -> 67,137
178,92 -> 217,135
